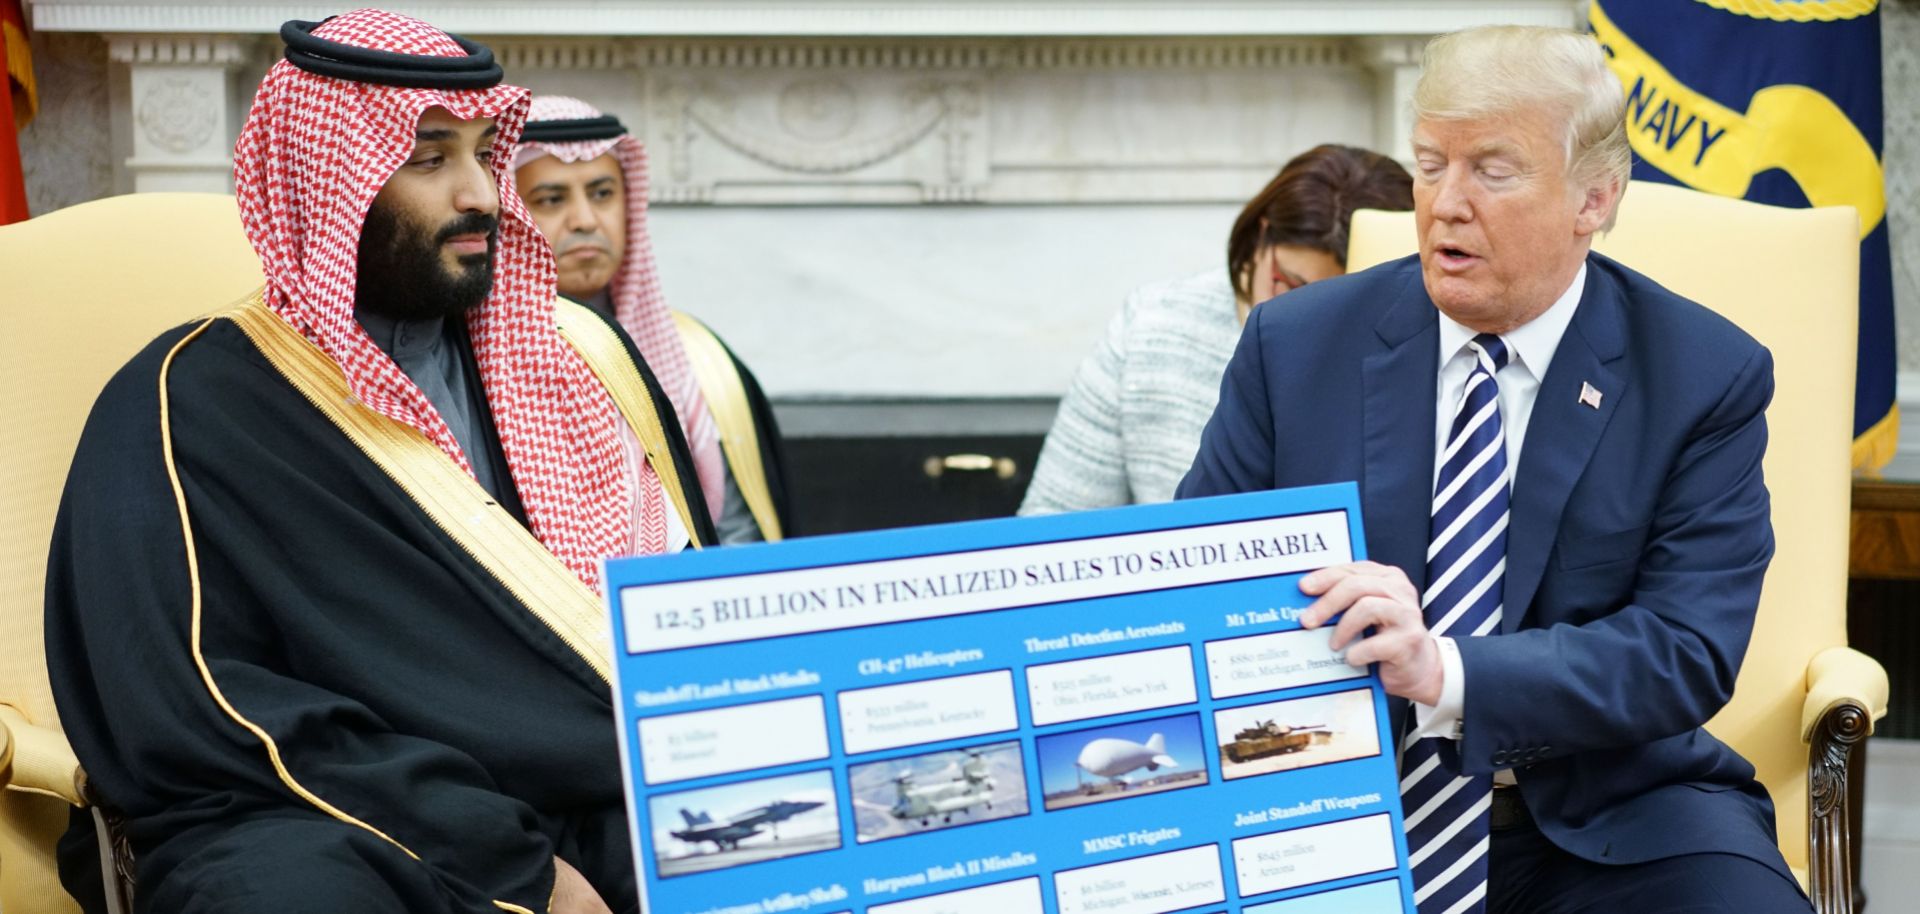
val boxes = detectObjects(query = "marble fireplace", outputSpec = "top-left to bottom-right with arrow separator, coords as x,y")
30,0 -> 1585,529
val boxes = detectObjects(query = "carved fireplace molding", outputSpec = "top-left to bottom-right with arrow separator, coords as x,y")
31,1 -> 1589,403
30,1 -> 1584,200
30,2 -> 1582,37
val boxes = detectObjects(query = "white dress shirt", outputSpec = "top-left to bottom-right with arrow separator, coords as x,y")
1410,263 -> 1587,757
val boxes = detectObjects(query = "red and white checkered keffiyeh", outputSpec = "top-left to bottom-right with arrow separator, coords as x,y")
511,95 -> 727,525
232,9 -> 666,592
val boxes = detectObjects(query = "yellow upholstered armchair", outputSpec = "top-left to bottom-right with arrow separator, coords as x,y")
0,193 -> 264,913
1348,180 -> 1891,914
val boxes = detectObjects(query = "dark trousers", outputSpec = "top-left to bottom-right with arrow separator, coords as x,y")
1489,819 -> 1812,914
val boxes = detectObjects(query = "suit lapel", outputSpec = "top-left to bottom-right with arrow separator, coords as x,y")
1503,261 -> 1628,631
1361,275 -> 1440,593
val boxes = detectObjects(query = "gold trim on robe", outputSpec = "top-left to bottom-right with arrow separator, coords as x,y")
161,293 -> 695,914
670,310 -> 785,542
225,294 -> 616,682
554,299 -> 707,549
162,310 -> 426,864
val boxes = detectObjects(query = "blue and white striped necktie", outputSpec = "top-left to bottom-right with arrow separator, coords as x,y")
1401,332 -> 1511,914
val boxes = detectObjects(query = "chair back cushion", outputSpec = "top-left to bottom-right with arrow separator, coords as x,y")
1346,180 -> 1860,876
0,192 -> 262,911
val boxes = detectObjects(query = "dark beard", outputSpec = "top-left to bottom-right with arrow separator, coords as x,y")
355,204 -> 499,322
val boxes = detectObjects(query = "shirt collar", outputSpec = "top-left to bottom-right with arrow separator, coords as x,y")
1435,261 -> 1587,380
354,307 -> 448,365
583,287 -> 617,323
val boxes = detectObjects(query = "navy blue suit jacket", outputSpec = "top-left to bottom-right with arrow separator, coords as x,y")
1178,252 -> 1789,877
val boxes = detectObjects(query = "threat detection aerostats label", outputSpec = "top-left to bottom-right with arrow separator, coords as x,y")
606,483 -> 1415,914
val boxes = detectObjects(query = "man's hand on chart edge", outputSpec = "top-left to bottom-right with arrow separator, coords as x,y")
1297,561 -> 1446,707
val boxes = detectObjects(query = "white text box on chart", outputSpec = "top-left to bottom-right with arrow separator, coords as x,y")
1231,814 -> 1398,897
1054,844 -> 1226,914
623,510 -> 1352,653
1204,627 -> 1365,700
1025,646 -> 1198,726
838,670 -> 1020,755
636,695 -> 829,785
868,877 -> 1043,914
1241,879 -> 1404,914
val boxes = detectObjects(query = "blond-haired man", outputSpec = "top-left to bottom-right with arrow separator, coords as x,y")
1181,26 -> 1808,913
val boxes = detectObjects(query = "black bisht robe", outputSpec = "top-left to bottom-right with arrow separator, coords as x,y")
47,304 -> 715,914
705,326 -> 795,537
568,295 -> 795,540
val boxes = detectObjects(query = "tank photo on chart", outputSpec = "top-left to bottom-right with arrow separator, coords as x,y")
1213,687 -> 1381,781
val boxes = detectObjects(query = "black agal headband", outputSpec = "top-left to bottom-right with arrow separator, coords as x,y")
281,18 -> 503,89
520,115 -> 628,144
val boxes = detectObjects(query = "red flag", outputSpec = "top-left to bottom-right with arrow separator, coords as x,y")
0,0 -> 35,224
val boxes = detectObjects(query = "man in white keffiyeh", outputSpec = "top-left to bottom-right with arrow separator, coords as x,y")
513,96 -> 792,543
46,11 -> 711,914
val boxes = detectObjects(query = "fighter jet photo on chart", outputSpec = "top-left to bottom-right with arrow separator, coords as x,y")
850,740 -> 1029,843
648,770 -> 842,877
1036,713 -> 1209,811
671,798 -> 825,851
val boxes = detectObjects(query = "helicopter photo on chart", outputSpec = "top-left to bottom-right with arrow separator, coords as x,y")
1034,712 -> 1209,811
646,769 -> 842,878
848,739 -> 1029,843
1213,686 -> 1381,781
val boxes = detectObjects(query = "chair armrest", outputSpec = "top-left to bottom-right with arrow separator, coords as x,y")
0,715 -> 12,787
0,703 -> 86,806
1801,646 -> 1890,743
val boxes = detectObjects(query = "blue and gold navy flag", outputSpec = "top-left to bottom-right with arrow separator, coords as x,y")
1590,0 -> 1896,470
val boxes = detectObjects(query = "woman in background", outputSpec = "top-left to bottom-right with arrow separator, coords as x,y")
1020,144 -> 1413,515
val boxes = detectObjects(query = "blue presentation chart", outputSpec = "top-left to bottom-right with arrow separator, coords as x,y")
605,483 -> 1415,914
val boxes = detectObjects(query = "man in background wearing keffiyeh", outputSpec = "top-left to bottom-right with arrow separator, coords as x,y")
45,10 -> 712,913
513,96 -> 793,544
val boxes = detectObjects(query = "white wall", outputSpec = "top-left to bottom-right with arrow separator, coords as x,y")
16,0 -> 1919,425
650,204 -> 1237,399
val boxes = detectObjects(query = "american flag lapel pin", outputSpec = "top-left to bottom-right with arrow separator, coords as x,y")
1579,381 -> 1604,410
